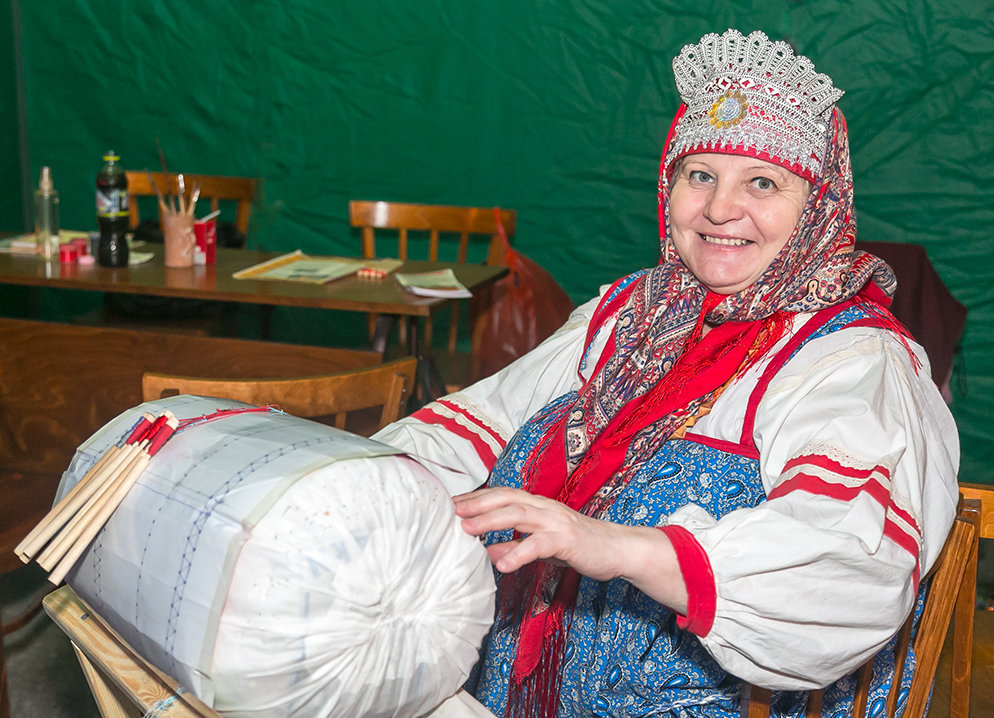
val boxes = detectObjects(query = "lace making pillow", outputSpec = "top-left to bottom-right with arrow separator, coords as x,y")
55,395 -> 496,718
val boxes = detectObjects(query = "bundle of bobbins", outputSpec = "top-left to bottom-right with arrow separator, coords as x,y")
357,266 -> 389,280
15,410 -> 179,585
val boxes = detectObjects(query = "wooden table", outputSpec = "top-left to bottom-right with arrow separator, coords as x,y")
0,245 -> 508,398
0,244 -> 505,318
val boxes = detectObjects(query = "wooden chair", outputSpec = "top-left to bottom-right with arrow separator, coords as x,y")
349,201 -> 516,391
740,496 -> 981,718
958,482 -> 994,539
953,481 -> 994,714
44,586 -> 219,717
126,171 -> 257,234
141,356 -> 418,436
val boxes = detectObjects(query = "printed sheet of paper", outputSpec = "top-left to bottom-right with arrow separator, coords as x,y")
394,268 -> 472,298
233,250 -> 402,284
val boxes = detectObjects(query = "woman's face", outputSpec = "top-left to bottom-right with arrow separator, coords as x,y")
668,153 -> 811,295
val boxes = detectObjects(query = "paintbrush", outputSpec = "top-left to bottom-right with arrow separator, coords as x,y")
155,136 -> 178,212
144,168 -> 170,219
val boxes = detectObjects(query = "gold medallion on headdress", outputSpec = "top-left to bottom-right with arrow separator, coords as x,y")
708,89 -> 749,129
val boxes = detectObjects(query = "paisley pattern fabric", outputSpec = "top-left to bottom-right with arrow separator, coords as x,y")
471,392 -> 923,718
469,306 -> 923,718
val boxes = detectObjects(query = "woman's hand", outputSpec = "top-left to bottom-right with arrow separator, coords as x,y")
453,486 -> 689,613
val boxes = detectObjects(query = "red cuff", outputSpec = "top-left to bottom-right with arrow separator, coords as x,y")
660,525 -> 716,636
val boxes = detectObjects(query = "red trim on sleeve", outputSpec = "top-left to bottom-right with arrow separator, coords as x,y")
435,399 -> 507,449
782,452 -> 890,482
886,500 -> 919,536
409,405 -> 500,467
767,461 -> 922,582
768,471 -> 891,507
660,525 -> 716,637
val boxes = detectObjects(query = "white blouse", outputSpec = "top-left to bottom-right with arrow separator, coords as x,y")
374,291 -> 960,689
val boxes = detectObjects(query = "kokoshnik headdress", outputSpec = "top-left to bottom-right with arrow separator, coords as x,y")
667,28 -> 844,182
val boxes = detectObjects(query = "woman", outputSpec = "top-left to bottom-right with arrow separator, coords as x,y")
374,28 -> 958,717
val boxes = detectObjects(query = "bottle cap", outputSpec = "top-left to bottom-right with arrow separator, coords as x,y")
102,151 -> 120,162
39,166 -> 53,193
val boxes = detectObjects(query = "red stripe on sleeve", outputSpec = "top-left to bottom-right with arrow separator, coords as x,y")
767,467 -> 923,569
782,453 -> 891,483
768,471 -> 891,507
883,516 -> 922,567
435,399 -> 506,450
660,525 -> 716,637
886,500 -> 920,538
410,405 -> 499,467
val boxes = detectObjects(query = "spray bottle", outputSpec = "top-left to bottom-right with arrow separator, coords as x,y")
34,166 -> 60,260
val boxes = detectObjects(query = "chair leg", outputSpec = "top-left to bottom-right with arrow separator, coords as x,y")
949,516 -> 979,718
370,315 -> 396,355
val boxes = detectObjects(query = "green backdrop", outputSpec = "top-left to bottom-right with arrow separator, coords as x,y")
4,0 -> 994,483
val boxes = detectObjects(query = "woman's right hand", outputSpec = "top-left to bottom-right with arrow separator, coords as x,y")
453,486 -> 689,614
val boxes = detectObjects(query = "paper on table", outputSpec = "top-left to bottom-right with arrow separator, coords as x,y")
0,235 -> 38,254
0,230 -> 93,255
394,268 -> 472,298
233,250 -> 403,284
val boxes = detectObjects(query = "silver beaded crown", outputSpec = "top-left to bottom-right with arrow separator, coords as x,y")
668,29 -> 844,180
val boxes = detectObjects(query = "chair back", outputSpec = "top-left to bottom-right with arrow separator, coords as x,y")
126,171 -> 257,234
349,200 -> 516,266
957,482 -> 994,539
141,357 -> 417,435
349,200 -> 517,378
739,496 -> 981,718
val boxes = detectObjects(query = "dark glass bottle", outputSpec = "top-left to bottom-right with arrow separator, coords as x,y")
96,150 -> 130,267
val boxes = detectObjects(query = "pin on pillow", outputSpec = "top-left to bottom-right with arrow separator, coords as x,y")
667,29 -> 845,182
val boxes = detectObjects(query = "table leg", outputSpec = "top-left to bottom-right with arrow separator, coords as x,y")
370,315 -> 396,355
371,315 -> 446,408
406,317 -> 447,408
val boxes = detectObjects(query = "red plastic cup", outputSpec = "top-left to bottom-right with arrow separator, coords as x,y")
59,243 -> 78,263
71,237 -> 89,256
193,219 -> 217,265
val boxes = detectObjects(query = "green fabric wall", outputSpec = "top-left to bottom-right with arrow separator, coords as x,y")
13,1 -> 994,482
0,0 -> 23,230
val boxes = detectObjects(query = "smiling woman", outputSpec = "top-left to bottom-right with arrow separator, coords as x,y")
373,28 -> 960,718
